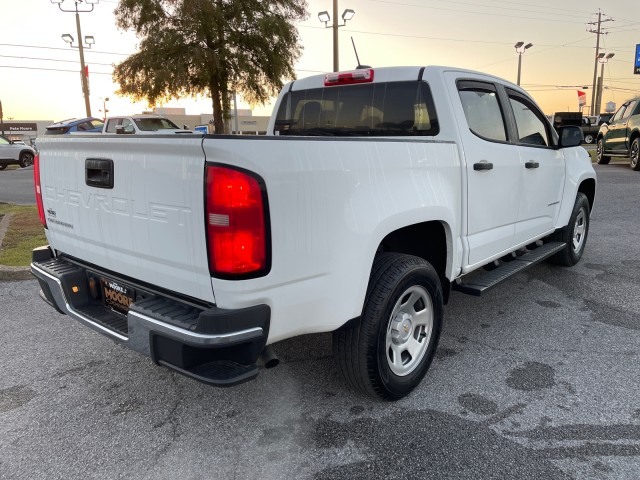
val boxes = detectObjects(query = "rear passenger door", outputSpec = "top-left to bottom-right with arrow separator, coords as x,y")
505,89 -> 565,245
452,78 -> 521,268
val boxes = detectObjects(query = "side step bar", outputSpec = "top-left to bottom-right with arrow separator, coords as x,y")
452,242 -> 566,297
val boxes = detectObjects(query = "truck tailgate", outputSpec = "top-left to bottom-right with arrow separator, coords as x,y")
37,135 -> 214,303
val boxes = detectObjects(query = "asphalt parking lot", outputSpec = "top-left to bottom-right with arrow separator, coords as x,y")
1,163 -> 638,479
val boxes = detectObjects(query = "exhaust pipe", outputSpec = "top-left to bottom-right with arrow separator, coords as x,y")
260,345 -> 279,369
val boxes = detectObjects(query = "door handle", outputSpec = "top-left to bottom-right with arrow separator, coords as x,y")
525,161 -> 540,169
85,158 -> 114,189
473,162 -> 494,171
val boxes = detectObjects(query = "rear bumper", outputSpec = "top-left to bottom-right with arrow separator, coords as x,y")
31,246 -> 270,387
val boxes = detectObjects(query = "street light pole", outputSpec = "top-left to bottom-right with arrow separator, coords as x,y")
318,2 -> 355,72
514,42 -> 533,86
332,0 -> 339,73
594,53 -> 614,116
51,0 -> 98,117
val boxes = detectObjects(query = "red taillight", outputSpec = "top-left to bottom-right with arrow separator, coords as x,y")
34,154 -> 46,228
205,165 -> 269,277
324,68 -> 374,86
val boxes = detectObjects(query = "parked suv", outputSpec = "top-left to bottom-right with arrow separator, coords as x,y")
45,117 -> 104,135
596,97 -> 640,170
0,135 -> 36,170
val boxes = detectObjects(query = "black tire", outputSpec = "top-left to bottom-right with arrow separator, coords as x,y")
630,137 -> 640,171
19,152 -> 34,168
333,253 -> 443,400
584,134 -> 594,145
548,192 -> 590,267
0,165 -> 7,171
596,138 -> 610,165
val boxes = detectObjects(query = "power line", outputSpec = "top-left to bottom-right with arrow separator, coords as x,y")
370,0 -> 590,24
0,43 -> 128,56
0,65 -> 113,75
0,54 -> 114,67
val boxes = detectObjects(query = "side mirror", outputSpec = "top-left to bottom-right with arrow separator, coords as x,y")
557,125 -> 583,148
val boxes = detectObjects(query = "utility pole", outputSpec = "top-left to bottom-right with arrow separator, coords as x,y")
587,10 -> 613,115
0,100 -> 4,137
51,0 -> 98,118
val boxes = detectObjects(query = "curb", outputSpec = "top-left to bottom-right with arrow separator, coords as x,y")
0,213 -> 32,281
0,265 -> 32,281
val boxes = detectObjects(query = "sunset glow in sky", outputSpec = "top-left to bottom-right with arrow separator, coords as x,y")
1,0 -> 639,121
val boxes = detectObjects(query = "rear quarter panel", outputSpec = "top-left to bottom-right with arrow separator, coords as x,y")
203,136 -> 462,343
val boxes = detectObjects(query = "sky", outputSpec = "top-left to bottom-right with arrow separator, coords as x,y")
1,0 -> 639,122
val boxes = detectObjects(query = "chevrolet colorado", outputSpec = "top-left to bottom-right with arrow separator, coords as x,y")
31,66 -> 595,400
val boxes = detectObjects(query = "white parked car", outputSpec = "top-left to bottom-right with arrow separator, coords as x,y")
103,115 -> 192,135
0,135 -> 35,170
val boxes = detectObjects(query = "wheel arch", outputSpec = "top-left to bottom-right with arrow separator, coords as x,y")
375,220 -> 452,303
19,149 -> 34,158
578,178 -> 596,212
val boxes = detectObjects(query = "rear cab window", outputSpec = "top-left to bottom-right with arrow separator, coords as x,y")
274,80 -> 439,137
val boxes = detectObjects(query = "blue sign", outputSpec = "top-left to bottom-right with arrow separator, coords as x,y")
635,44 -> 640,74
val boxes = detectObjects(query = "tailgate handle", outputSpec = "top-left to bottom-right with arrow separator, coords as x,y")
85,158 -> 114,189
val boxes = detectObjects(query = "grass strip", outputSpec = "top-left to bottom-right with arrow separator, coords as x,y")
0,204 -> 47,266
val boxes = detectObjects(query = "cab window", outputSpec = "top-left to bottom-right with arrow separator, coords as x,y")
274,81 -> 439,137
457,81 -> 507,142
507,90 -> 551,147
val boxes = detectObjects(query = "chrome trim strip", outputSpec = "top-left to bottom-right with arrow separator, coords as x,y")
127,309 -> 263,346
30,263 -> 129,342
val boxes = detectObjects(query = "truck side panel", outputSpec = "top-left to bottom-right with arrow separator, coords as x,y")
202,137 -> 462,343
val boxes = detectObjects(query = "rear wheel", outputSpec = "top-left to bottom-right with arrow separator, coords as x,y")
333,253 -> 443,400
0,165 -> 7,171
596,138 -> 610,164
630,138 -> 640,171
548,193 -> 590,267
584,134 -> 594,144
19,152 -> 34,168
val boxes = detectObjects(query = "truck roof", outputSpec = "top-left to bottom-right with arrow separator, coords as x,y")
287,65 -> 524,92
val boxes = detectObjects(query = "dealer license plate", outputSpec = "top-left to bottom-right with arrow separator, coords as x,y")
100,278 -> 135,315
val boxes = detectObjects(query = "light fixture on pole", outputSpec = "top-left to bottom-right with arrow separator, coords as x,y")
318,1 -> 355,72
514,41 -> 533,86
594,52 -> 614,116
51,0 -> 99,118
99,96 -> 110,121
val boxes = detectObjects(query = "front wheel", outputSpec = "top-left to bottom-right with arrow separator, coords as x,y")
630,138 -> 640,171
596,138 -> 610,165
0,165 -> 7,171
19,152 -> 34,168
548,193 -> 590,267
584,134 -> 594,144
333,253 -> 443,400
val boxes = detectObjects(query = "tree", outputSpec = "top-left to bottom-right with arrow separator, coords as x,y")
113,0 -> 308,133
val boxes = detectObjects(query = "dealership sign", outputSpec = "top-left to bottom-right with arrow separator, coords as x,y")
3,122 -> 37,133
635,44 -> 640,75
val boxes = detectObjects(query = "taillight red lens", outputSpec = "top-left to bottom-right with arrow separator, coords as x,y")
34,154 -> 46,228
205,165 -> 269,277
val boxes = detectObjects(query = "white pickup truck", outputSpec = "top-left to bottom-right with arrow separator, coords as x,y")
31,66 -> 595,400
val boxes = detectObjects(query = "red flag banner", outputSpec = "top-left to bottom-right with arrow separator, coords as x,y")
577,90 -> 586,107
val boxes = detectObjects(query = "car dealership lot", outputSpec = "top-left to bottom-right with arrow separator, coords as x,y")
1,164 -> 638,479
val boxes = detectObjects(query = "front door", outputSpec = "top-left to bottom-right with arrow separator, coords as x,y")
448,77 -> 521,268
505,89 -> 565,245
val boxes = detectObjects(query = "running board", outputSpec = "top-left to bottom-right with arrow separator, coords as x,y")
452,242 -> 566,297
